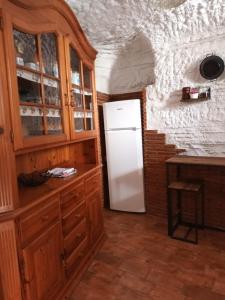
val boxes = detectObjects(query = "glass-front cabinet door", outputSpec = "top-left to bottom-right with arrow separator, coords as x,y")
68,43 -> 96,139
11,28 -> 68,149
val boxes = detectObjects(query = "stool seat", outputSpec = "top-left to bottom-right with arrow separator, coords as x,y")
168,181 -> 202,192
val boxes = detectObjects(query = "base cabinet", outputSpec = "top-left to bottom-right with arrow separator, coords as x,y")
21,222 -> 64,300
12,168 -> 104,300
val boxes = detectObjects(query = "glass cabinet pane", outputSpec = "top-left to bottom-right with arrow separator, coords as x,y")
43,77 -> 60,106
46,108 -> 63,135
70,46 -> 81,86
20,106 -> 44,136
84,91 -> 93,110
41,33 -> 59,77
17,69 -> 41,104
71,88 -> 83,109
86,112 -> 94,130
74,111 -> 84,132
83,65 -> 91,89
13,29 -> 39,70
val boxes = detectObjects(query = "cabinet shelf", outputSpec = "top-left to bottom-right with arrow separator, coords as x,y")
17,65 -> 60,81
20,102 -> 61,109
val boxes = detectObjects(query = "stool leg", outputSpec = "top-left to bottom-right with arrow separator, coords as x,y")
195,195 -> 198,244
167,189 -> 172,236
177,190 -> 182,224
201,185 -> 205,228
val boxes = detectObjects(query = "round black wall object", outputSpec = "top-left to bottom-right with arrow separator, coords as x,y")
200,55 -> 224,80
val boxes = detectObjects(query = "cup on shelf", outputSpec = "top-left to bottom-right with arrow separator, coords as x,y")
16,56 -> 24,66
190,93 -> 199,99
71,72 -> 80,85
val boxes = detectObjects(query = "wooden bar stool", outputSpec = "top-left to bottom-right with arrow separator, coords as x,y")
167,180 -> 204,244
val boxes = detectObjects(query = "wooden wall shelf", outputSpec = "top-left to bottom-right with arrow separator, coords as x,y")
181,96 -> 210,102
181,87 -> 211,102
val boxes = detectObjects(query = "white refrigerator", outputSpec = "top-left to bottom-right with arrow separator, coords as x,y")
103,99 -> 145,213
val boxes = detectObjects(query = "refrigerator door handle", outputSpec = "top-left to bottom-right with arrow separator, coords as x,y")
106,127 -> 139,131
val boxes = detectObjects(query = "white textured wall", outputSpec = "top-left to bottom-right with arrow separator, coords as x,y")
147,35 -> 225,156
68,0 -> 225,156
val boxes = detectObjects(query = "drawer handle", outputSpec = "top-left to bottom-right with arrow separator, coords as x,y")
41,215 -> 49,222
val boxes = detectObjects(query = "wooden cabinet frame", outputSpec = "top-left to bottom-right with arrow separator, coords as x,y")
0,1 -> 104,300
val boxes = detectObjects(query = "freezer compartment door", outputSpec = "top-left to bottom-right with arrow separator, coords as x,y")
103,99 -> 142,130
105,129 -> 145,213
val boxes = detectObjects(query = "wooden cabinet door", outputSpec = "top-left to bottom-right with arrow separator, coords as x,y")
21,222 -> 64,300
88,191 -> 103,245
4,13 -> 70,150
64,37 -> 97,140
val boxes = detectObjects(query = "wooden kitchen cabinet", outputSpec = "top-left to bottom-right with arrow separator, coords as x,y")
0,1 -> 104,300
21,222 -> 64,300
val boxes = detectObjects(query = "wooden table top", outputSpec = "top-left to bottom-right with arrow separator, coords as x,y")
166,156 -> 225,167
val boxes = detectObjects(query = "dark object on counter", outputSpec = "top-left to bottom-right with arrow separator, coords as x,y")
200,55 -> 224,80
18,171 -> 50,187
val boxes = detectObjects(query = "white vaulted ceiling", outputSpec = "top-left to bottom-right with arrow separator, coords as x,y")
66,0 -> 225,92
67,0 -> 225,52
67,0 -> 225,156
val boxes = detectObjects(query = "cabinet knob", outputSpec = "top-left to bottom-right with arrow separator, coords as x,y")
75,214 -> 81,218
0,127 -> 4,135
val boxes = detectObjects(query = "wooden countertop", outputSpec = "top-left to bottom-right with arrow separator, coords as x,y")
166,156 -> 225,167
18,163 -> 100,209
0,164 -> 101,222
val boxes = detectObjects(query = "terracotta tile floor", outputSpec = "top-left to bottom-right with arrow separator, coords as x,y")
70,210 -> 225,300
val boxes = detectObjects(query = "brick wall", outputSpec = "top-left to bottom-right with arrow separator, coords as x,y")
144,130 -> 184,217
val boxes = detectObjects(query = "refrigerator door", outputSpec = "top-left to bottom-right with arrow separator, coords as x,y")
103,99 -> 142,130
105,129 -> 145,212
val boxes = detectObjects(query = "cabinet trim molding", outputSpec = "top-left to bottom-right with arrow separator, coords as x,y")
0,221 -> 22,300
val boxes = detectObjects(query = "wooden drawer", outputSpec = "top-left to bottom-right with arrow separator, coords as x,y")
62,201 -> 86,237
20,196 -> 60,246
85,172 -> 101,196
65,236 -> 88,277
64,218 -> 87,258
61,181 -> 84,217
